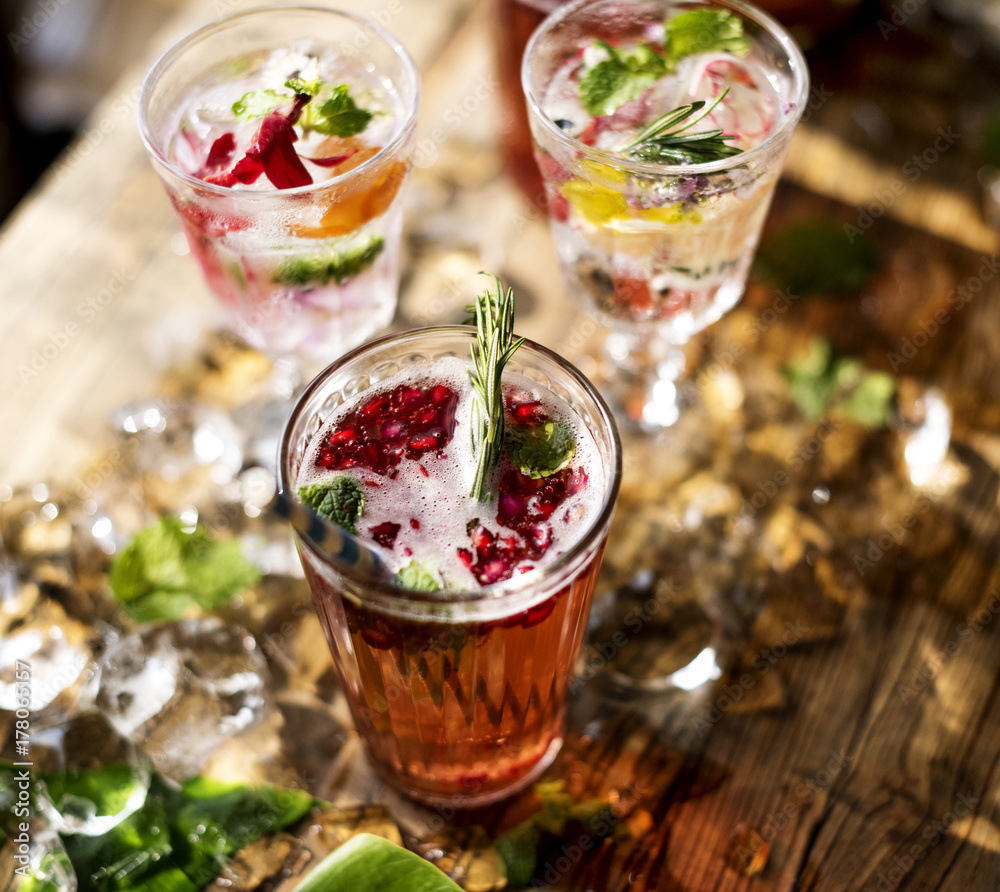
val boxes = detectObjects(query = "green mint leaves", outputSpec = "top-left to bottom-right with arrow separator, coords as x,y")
298,476 -> 365,534
392,561 -> 443,592
579,10 -> 748,116
308,84 -> 374,137
495,781 -> 617,885
579,41 -> 667,116
232,80 -> 372,137
753,220 -> 882,296
44,770 -> 315,892
232,88 -> 291,119
505,421 -> 576,479
274,236 -> 384,287
784,338 -> 896,428
109,517 -> 260,623
295,833 -> 461,892
664,8 -> 750,63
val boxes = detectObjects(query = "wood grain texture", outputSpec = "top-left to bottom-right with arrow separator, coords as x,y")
2,2 -> 1000,890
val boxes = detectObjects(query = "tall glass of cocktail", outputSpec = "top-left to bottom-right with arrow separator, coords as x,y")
523,0 -> 808,429
278,324 -> 621,806
139,6 -> 419,365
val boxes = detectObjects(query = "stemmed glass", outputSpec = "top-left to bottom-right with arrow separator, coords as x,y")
522,0 -> 809,430
138,6 -> 420,411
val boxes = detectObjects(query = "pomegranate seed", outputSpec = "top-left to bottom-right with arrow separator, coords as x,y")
370,522 -> 400,549
410,518 -> 420,530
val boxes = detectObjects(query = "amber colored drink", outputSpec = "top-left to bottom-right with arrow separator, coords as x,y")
495,0 -> 569,200
279,327 -> 621,806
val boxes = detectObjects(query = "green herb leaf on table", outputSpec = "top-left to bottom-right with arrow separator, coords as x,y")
663,8 -> 750,63
468,274 -> 525,502
784,338 -> 896,428
579,40 -> 668,117
299,476 -> 365,534
42,763 -> 146,826
753,220 -> 882,296
274,236 -> 384,287
494,781 -> 618,885
109,517 -> 260,623
392,560 -> 443,592
505,421 -> 576,479
310,84 -> 374,137
623,89 -> 741,165
293,833 -> 462,892
47,770 -> 316,892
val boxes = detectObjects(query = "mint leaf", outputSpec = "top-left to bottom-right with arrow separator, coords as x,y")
298,476 -> 365,534
312,84 -> 373,137
753,220 -> 882,296
580,40 -> 667,116
664,9 -> 750,63
285,77 -> 322,97
504,420 -> 576,479
42,763 -> 144,824
232,88 -> 293,120
839,370 -> 896,428
393,561 -> 442,592
494,781 -> 616,886
295,833 -> 462,892
784,338 -> 896,428
274,236 -> 384,287
109,517 -> 260,623
57,771 -> 316,892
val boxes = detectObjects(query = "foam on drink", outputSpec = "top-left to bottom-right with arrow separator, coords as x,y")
296,355 -> 606,589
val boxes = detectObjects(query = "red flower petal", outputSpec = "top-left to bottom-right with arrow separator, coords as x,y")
205,132 -> 236,171
302,149 -> 358,168
255,114 -> 313,189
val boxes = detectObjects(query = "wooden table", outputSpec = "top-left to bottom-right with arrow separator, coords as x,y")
2,1 -> 1000,890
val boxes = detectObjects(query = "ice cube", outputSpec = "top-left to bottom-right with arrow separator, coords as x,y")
95,618 -> 272,781
32,711 -> 152,836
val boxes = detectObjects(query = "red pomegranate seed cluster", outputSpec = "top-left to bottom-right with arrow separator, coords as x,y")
315,381 -> 459,476
315,385 -> 585,586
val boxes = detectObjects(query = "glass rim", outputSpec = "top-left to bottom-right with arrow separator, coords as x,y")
521,0 -> 810,177
277,324 -> 623,610
137,4 -> 421,198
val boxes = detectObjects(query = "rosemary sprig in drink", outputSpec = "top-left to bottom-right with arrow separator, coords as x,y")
623,88 -> 741,165
468,274 -> 524,501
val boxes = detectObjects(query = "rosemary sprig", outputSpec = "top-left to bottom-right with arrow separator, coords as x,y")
623,88 -> 741,165
468,274 -> 524,501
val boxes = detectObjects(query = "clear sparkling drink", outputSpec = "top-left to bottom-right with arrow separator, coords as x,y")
139,8 -> 419,362
524,0 -> 809,342
280,327 -> 621,806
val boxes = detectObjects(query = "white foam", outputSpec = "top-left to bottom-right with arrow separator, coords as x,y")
297,355 -> 606,588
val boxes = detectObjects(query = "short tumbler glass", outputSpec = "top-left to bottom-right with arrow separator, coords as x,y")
139,6 -> 420,364
278,327 -> 622,807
